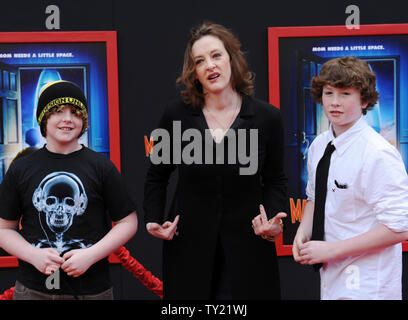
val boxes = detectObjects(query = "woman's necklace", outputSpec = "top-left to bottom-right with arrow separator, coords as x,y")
203,96 -> 241,143
203,96 -> 241,132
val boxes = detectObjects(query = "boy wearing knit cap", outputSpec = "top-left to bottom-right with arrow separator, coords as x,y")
0,80 -> 138,299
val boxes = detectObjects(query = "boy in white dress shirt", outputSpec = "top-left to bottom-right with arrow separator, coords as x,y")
293,56 -> 408,299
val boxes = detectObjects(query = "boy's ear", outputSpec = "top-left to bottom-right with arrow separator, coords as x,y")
361,100 -> 368,110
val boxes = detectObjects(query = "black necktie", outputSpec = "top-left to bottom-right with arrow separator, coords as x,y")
311,141 -> 336,271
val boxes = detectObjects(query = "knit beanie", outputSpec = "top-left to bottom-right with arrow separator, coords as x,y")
36,80 -> 88,126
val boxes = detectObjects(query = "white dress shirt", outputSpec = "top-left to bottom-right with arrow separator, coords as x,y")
306,116 -> 408,300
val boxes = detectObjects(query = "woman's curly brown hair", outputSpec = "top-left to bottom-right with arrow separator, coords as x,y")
176,22 -> 254,108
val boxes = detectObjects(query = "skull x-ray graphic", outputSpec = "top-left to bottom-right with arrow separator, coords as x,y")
32,172 -> 90,254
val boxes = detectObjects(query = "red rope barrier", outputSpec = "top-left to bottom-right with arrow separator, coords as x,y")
114,246 -> 163,298
0,246 -> 163,300
0,287 -> 14,300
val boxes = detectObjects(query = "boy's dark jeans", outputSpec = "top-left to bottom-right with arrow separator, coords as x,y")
13,280 -> 113,300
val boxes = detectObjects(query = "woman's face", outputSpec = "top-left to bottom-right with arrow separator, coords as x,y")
191,35 -> 232,95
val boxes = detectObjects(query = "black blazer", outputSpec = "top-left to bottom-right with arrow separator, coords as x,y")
143,95 -> 288,299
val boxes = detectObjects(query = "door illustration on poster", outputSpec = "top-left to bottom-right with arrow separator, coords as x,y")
0,62 -> 21,256
296,52 -> 325,199
295,54 -> 398,200
0,62 -> 21,181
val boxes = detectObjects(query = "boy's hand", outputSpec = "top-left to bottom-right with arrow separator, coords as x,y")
62,248 -> 96,277
31,247 -> 65,275
298,240 -> 336,265
293,230 -> 310,262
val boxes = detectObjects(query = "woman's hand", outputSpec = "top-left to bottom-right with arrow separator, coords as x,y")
252,205 -> 286,238
146,215 -> 180,240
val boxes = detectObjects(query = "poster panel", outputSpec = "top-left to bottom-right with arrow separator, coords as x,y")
0,31 -> 121,267
268,24 -> 408,255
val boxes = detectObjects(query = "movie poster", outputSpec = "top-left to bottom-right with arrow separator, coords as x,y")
268,25 -> 408,254
0,31 -> 120,266
0,41 -> 110,182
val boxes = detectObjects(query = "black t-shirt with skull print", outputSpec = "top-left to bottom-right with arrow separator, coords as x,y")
0,145 -> 136,295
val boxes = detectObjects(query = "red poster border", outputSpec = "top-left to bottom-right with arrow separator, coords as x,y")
268,23 -> 408,256
0,31 -> 121,267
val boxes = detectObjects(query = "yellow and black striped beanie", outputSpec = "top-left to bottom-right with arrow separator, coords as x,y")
36,80 -> 87,126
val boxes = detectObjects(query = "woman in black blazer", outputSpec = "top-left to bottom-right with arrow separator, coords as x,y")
143,22 -> 288,300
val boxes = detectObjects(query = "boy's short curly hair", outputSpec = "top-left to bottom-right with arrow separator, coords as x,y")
310,56 -> 379,115
40,105 -> 89,137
